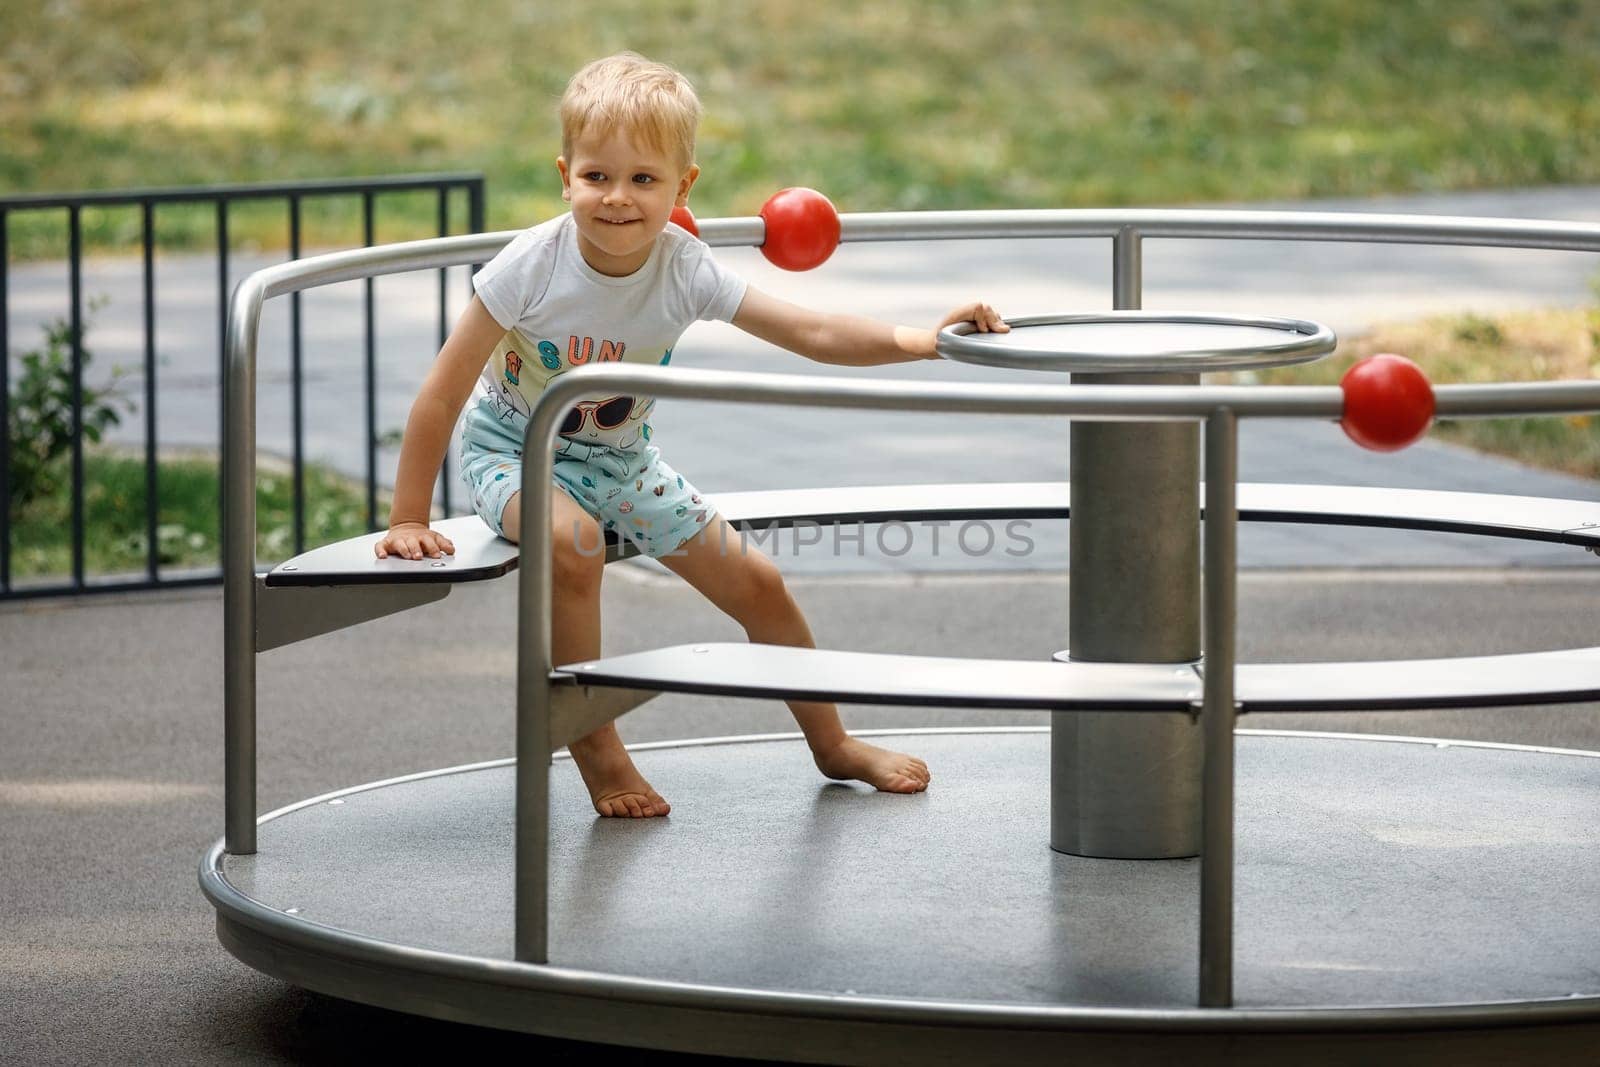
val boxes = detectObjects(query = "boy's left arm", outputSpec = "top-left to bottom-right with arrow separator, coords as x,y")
731,287 -> 1008,366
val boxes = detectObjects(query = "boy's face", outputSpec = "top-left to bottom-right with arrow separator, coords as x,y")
557,130 -> 699,277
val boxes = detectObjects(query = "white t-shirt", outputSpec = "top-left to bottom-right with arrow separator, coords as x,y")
471,213 -> 748,452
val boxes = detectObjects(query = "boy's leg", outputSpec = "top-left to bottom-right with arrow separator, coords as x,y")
657,516 -> 930,794
503,488 -> 670,818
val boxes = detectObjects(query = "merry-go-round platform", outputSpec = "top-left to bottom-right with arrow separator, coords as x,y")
205,205 -> 1600,1064
205,728 -> 1600,1062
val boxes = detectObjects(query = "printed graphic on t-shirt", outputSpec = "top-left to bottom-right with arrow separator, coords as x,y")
486,328 -> 668,452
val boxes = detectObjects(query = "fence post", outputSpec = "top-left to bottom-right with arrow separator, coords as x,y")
1,209 -> 9,594
141,203 -> 158,583
69,206 -> 84,589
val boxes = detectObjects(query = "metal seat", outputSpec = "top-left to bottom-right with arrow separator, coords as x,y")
560,643 -> 1201,710
261,481 -> 1600,588
263,514 -> 520,587
557,641 -> 1600,715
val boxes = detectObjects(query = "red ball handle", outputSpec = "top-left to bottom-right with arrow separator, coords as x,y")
1339,353 -> 1435,452
669,204 -> 699,237
759,187 -> 841,271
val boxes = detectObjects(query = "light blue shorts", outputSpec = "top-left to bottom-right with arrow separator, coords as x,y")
460,402 -> 715,559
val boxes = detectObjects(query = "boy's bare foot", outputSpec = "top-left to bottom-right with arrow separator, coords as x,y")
812,736 -> 931,794
569,730 -> 671,818
591,780 -> 671,819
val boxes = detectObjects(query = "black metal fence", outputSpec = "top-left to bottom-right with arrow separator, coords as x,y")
1,173 -> 485,601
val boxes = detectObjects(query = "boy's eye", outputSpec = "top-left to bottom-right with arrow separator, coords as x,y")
632,174 -> 656,184
583,171 -> 605,182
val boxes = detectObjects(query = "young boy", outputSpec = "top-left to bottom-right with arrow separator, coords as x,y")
375,53 -> 1008,818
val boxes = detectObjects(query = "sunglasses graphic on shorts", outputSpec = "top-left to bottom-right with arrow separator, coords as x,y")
559,395 -> 635,436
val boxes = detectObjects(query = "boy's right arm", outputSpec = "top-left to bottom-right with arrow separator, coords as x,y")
375,296 -> 506,560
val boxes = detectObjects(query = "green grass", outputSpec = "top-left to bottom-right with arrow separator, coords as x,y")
7,452 -> 375,579
1244,304 -> 1600,477
5,2 -> 1599,489
3,0 -> 1599,257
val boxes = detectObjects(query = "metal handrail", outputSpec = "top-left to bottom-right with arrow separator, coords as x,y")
220,206 -> 1600,1013
235,207 -> 1600,301
837,208 -> 1600,251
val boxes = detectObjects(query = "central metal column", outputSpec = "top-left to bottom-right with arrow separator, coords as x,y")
1052,228 -> 1203,858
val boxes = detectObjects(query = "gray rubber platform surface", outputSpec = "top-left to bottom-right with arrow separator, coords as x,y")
223,730 -> 1600,1011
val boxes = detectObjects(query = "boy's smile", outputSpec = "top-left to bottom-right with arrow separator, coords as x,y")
558,131 -> 699,277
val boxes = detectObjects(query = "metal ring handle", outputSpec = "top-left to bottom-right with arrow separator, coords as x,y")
937,311 -> 1337,373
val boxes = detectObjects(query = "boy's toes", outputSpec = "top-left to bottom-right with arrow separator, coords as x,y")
884,772 -> 927,794
875,762 -> 928,793
893,759 -> 930,787
594,790 -> 669,818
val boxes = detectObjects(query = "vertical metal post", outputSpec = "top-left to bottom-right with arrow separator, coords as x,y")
468,177 -> 486,236
514,400 -> 557,964
288,195 -> 306,556
68,207 -> 84,589
223,277 -> 263,855
1,209 -> 10,594
468,178 -> 487,293
437,187 -> 453,518
363,192 -> 377,530
1199,407 -> 1238,1007
217,199 -> 230,565
141,202 -> 158,583
1112,224 -> 1142,309
1054,226 -> 1203,858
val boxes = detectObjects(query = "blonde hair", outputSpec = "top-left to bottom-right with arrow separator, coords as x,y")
560,53 -> 702,171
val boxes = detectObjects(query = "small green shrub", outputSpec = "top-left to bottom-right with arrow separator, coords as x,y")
6,313 -> 132,511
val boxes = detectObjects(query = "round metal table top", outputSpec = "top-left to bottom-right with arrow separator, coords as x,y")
936,311 -> 1336,373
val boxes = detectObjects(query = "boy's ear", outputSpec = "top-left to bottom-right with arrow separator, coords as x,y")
676,163 -> 701,206
556,156 -> 572,202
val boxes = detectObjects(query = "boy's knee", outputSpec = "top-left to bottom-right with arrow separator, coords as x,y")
552,521 -> 606,589
499,491 -> 524,543
735,553 -> 793,614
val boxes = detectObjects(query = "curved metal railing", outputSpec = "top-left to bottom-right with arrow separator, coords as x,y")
221,207 -> 1600,1012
